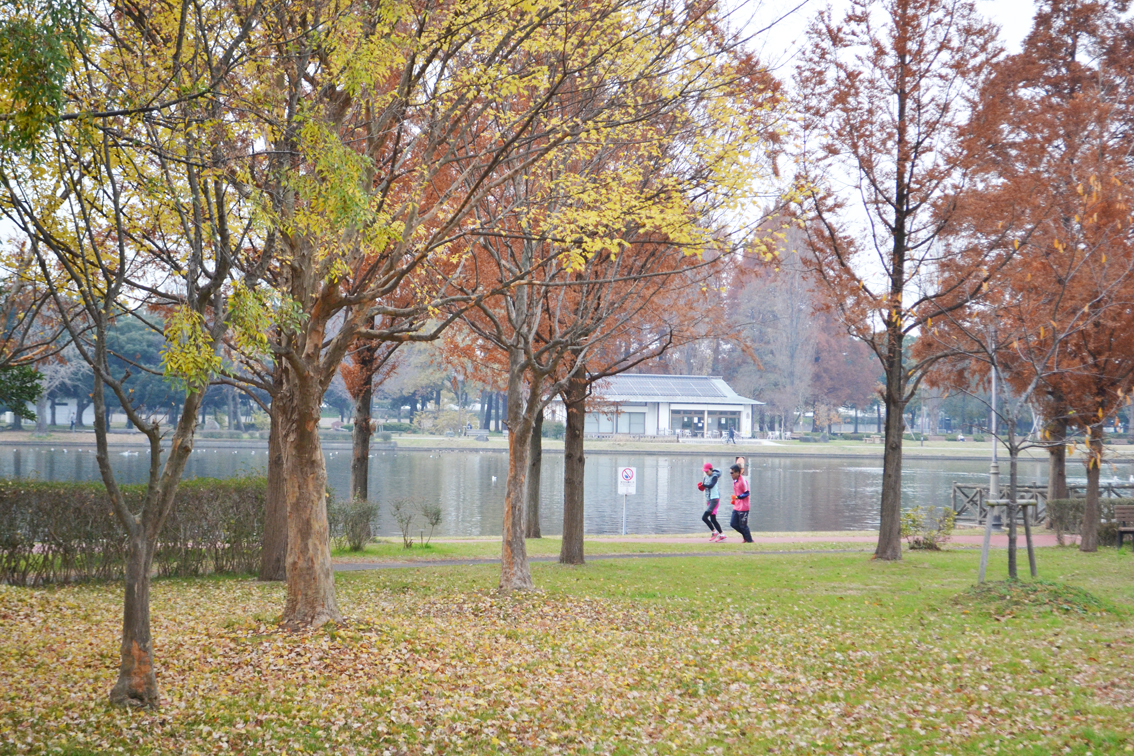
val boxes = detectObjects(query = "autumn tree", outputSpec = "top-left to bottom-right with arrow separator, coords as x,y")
923,0 -> 1134,557
0,0 -> 261,705
340,327 -> 402,502
792,0 -> 1016,560
228,0 -> 788,612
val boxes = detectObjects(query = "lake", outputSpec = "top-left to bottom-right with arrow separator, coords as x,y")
2,444 -> 1127,537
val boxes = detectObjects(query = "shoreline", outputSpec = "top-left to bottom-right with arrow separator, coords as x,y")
2,430 -> 1132,463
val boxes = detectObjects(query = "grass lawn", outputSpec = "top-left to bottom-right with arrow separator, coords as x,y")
331,536 -> 876,562
2,547 -> 1132,755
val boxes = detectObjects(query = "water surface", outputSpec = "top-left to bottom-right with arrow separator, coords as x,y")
3,444 -> 1124,536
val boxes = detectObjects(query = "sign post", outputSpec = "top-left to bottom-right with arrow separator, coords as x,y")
617,467 -> 636,535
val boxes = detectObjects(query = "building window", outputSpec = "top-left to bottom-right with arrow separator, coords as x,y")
708,410 -> 740,432
586,411 -> 646,434
671,410 -> 705,436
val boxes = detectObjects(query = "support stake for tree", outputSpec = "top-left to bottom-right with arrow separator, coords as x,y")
978,502 -> 996,583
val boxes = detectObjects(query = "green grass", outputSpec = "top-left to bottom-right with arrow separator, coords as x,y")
2,547 -> 1132,754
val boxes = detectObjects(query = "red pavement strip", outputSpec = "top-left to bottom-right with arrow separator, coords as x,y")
584,534 -> 1074,547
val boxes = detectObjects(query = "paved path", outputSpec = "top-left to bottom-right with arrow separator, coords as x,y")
428,533 -> 1076,547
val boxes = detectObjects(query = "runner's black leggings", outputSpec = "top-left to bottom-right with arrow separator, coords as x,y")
702,501 -> 722,533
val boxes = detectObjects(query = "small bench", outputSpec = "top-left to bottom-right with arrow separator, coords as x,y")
1116,505 -> 1134,551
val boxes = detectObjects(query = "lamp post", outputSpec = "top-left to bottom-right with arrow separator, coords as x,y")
989,362 -> 999,501
979,325 -> 1001,583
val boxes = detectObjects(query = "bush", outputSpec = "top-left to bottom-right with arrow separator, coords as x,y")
900,505 -> 956,550
391,498 -> 417,548
1047,498 -> 1131,546
380,421 -> 415,433
328,498 -> 378,551
377,431 -> 393,443
0,477 -> 266,585
542,420 -> 566,440
418,501 -> 442,545
972,434 -> 986,442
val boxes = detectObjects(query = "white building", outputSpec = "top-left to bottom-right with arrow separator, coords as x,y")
548,374 -> 762,438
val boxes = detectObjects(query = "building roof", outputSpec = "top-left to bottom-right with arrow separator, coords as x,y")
592,374 -> 762,406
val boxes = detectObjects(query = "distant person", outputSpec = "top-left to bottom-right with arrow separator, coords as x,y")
726,427 -> 736,444
698,462 -> 724,542
957,432 -> 965,442
729,463 -> 753,543
69,413 -> 76,432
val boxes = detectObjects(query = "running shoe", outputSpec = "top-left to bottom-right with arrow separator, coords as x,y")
717,535 -> 727,542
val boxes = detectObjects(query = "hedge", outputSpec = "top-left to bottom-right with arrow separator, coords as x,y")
1047,497 -> 1132,547
0,477 -> 265,586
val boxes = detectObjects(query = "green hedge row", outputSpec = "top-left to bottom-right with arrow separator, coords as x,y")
1047,497 -> 1133,546
0,477 -> 265,586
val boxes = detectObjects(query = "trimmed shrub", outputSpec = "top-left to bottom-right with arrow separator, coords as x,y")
328,498 -> 378,551
0,477 -> 266,585
380,421 -> 415,433
542,421 -> 566,440
1047,498 -> 1130,547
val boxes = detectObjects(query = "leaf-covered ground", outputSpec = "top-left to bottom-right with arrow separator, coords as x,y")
2,547 -> 1132,755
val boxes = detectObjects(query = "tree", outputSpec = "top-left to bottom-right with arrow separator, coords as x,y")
793,0 -> 1013,560
32,356 -> 78,432
924,0 -> 1134,557
340,328 -> 401,502
0,363 -> 39,418
230,0 -> 788,612
0,0 -> 260,705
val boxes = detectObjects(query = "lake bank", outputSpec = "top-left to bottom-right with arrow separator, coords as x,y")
2,428 -> 1131,462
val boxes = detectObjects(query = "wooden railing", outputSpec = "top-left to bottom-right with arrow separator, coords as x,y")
952,482 -> 1134,524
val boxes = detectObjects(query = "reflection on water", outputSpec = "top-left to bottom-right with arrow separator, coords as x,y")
2,444 -> 1127,536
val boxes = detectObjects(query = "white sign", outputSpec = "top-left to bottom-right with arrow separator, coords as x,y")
617,466 -> 637,495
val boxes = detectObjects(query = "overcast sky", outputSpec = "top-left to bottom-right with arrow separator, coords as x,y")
747,0 -> 1038,74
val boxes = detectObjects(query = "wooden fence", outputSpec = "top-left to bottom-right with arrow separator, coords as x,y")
952,482 -> 1134,525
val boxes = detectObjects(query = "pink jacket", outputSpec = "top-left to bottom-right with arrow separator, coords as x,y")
731,475 -> 750,512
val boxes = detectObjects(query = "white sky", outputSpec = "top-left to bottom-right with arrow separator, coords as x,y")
746,0 -> 1038,75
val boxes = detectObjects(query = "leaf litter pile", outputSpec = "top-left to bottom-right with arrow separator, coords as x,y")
1,561 -> 1132,755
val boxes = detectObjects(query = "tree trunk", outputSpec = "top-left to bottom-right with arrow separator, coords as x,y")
259,365 -> 288,582
281,369 -> 341,628
76,395 -> 90,428
853,406 -> 858,434
1080,426 -> 1103,553
351,382 -> 373,502
876,404 -> 882,433
876,349 -> 905,561
110,532 -> 158,706
1046,416 -> 1069,502
35,393 -> 48,433
525,409 -> 543,538
560,368 -> 587,565
500,350 -> 534,592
